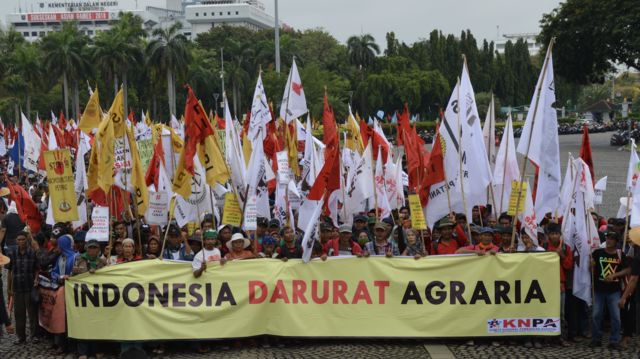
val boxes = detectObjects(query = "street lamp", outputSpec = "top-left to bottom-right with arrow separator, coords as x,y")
213,93 -> 219,116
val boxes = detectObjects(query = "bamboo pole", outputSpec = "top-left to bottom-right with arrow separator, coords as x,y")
454,69 -> 473,243
510,38 -> 555,249
498,115 -> 512,215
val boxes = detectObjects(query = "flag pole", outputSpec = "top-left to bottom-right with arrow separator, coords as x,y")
487,94 -> 498,220
623,191 -> 631,251
498,115 -> 511,215
455,66 -> 473,242
510,38 -> 555,249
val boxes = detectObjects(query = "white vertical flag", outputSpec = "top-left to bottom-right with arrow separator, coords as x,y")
248,74 -> 270,143
280,58 -> 308,124
482,94 -> 496,169
626,139 -> 640,192
517,47 -> 561,218
301,197 -> 324,263
21,113 -> 41,172
374,146 -> 391,219
492,114 -> 519,215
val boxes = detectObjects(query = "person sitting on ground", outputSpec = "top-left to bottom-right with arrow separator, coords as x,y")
402,228 -> 426,258
325,225 -> 363,257
117,238 -> 142,263
456,227 -> 499,255
225,233 -> 256,260
364,222 -> 399,257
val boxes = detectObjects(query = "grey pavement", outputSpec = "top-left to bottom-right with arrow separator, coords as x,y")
1,130 -> 638,359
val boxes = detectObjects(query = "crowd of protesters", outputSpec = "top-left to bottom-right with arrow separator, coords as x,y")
0,169 -> 639,357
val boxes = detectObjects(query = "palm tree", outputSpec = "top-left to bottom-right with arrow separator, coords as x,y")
146,22 -> 190,116
8,42 -> 42,118
41,22 -> 90,120
92,29 -> 123,101
223,38 -> 253,117
346,34 -> 380,70
110,13 -> 145,116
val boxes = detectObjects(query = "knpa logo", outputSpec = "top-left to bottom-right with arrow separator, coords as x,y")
487,317 -> 560,334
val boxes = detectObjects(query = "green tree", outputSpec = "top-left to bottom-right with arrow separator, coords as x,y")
8,42 -> 42,118
146,22 -> 191,116
40,21 -> 90,120
346,34 -> 380,70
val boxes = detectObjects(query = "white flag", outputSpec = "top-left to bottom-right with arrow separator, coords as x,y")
630,173 -> 640,228
297,116 -> 324,231
280,59 -> 308,124
174,158 -> 214,227
492,114 -> 519,215
519,180 -> 538,244
224,96 -> 247,206
248,74 -> 270,143
170,114 -> 183,139
441,63 -> 492,218
626,139 -> 640,192
47,122 -> 58,150
482,94 -> 496,169
21,113 -> 41,172
593,176 -> 607,205
517,48 -> 561,218
301,197 -> 324,263
374,147 -> 391,219
558,154 -> 576,217
245,134 -> 270,222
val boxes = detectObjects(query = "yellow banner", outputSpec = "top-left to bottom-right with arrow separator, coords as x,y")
66,254 -> 560,340
221,192 -> 242,227
44,149 -> 78,222
408,194 -> 427,229
508,181 -> 527,216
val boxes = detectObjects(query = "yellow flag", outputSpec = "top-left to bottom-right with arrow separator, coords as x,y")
172,152 -> 192,199
96,111 -> 114,193
198,133 -> 230,188
79,87 -> 102,134
145,110 -> 152,126
345,112 -> 364,154
286,123 -> 300,177
242,135 -> 252,168
126,125 -> 149,214
87,142 -> 100,194
108,88 -> 126,138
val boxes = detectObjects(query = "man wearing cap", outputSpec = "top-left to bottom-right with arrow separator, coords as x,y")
278,226 -> 303,259
325,225 -> 363,257
363,222 -> 399,257
192,230 -> 223,278
72,240 -> 107,275
258,236 -> 279,258
319,222 -> 336,246
431,217 -> 467,255
590,230 -> 625,349
352,214 -> 371,242
6,230 -> 39,345
225,233 -> 255,260
457,227 -> 499,255
162,225 -> 192,260
496,226 -> 516,253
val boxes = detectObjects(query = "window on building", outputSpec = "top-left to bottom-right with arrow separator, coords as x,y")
88,30 -> 94,35
228,11 -> 231,15
204,12 -> 207,16
39,31 -> 45,37
220,12 -> 223,15
31,31 -> 37,37
235,11 -> 239,15
195,12 -> 199,16
23,31 -> 29,37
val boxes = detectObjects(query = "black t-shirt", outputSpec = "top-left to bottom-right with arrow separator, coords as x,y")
1,213 -> 25,247
592,248 -> 626,293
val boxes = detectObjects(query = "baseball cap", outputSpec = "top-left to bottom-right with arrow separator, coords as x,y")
339,224 -> 352,233
203,230 -> 218,239
86,239 -> 100,248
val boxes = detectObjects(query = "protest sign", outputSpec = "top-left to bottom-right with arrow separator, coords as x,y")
222,192 -> 242,227
86,206 -> 110,242
408,194 -> 427,229
67,254 -> 560,340
44,149 -> 78,222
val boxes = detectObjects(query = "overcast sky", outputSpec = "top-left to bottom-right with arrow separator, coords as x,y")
1,0 -> 562,46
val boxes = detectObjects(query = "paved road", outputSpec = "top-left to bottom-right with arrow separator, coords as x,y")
1,130 -> 638,359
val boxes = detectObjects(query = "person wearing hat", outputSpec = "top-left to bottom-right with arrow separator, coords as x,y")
184,232 -> 203,261
319,222 -> 336,246
324,225 -> 363,257
268,219 -> 281,234
72,240 -> 107,275
6,230 -> 38,345
363,222 -> 399,257
192,230 -> 224,278
457,227 -> 499,255
431,217 -> 466,255
162,225 -> 192,261
117,238 -> 142,263
0,199 -> 26,255
225,233 -> 255,260
73,230 -> 87,255
590,230 -> 625,349
258,235 -> 279,258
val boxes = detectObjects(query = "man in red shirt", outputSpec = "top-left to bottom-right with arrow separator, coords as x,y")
456,227 -> 499,255
324,225 -> 363,257
544,222 -> 573,347
432,217 -> 467,255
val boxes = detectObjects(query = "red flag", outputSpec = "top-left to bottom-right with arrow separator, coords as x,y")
360,120 -> 389,162
58,111 -> 67,130
396,103 -> 411,146
214,112 -> 225,129
7,182 -> 42,233
145,138 -> 166,189
420,124 -> 446,206
579,124 -> 595,186
183,86 -> 215,175
308,93 -> 340,200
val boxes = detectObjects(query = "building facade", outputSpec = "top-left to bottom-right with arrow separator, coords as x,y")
5,0 -> 274,41
495,33 -> 541,56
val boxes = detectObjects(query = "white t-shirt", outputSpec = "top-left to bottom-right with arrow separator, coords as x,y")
192,248 -> 222,272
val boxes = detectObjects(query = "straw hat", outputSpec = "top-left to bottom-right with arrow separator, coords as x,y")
0,187 -> 10,197
0,254 -> 10,266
